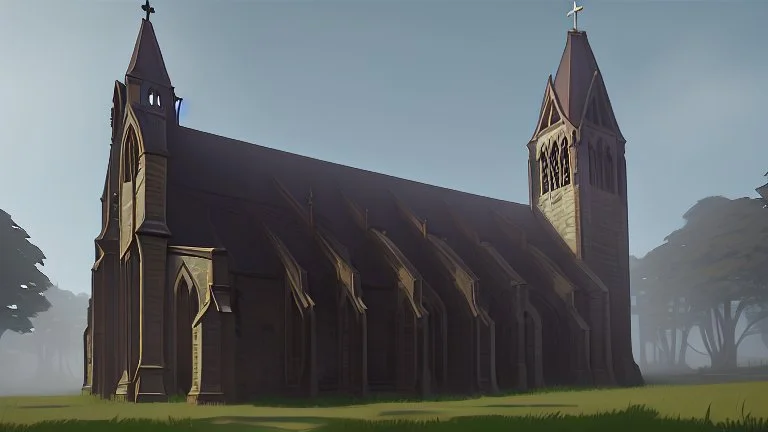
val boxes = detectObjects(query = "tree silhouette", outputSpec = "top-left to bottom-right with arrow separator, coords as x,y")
632,249 -> 697,369
633,197 -> 768,370
745,304 -> 768,352
5,285 -> 87,379
0,209 -> 51,340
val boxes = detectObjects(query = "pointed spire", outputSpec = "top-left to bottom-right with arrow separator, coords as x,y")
552,31 -> 601,126
126,3 -> 171,87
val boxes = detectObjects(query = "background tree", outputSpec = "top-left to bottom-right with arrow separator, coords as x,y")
9,286 -> 88,379
632,246 -> 696,369
745,304 -> 768,352
0,209 -> 51,340
633,197 -> 768,370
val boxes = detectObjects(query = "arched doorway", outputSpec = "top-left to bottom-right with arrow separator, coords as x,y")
175,277 -> 199,396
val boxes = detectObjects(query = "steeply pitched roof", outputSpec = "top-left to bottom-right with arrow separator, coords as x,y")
126,19 -> 171,86
553,31 -> 601,126
163,127 -> 605,302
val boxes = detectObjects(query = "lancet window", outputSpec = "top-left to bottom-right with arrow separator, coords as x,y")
560,138 -> 571,187
122,129 -> 140,183
539,138 -> 572,196
587,139 -> 618,194
549,144 -> 560,191
540,149 -> 550,195
148,88 -> 162,108
596,142 -> 605,189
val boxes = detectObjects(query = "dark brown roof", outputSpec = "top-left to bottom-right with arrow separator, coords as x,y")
164,126 -> 604,297
553,31 -> 600,126
126,19 -> 171,86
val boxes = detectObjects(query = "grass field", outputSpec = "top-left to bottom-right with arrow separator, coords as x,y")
1,382 -> 767,431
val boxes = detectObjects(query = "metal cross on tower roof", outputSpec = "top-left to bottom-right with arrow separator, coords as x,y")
142,0 -> 155,21
567,1 -> 584,31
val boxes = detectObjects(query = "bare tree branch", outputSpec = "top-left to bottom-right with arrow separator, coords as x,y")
736,312 -> 768,347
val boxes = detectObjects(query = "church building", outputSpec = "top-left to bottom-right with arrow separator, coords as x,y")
83,3 -> 643,403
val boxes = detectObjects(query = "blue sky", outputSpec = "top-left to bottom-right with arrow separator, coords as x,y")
1,0 -> 766,296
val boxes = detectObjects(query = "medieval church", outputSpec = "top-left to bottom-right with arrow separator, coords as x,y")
83,4 -> 643,403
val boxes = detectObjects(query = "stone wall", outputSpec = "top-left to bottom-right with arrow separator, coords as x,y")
536,184 -> 578,254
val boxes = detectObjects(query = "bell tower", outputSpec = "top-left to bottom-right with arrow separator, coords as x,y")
114,0 -> 176,402
527,8 -> 643,386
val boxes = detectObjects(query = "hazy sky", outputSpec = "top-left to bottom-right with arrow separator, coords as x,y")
1,0 -> 766,296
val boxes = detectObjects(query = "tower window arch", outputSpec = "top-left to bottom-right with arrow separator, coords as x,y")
122,129 -> 140,183
588,144 -> 596,186
549,143 -> 561,191
560,138 -> 571,187
595,141 -> 605,190
540,148 -> 550,195
148,88 -> 162,107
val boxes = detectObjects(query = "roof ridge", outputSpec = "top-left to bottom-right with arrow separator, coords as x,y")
175,126 -> 531,208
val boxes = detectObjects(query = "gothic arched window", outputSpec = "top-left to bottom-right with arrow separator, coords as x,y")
122,129 -> 140,183
549,144 -> 561,191
588,145 -> 596,186
560,139 -> 571,187
540,149 -> 550,195
595,141 -> 604,190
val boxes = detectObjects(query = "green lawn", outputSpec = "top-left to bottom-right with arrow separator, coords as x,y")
1,382 -> 766,431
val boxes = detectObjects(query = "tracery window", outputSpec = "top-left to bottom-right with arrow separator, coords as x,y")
540,149 -> 550,195
560,139 -> 571,186
540,138 -> 572,196
549,143 -> 561,191
122,129 -> 140,183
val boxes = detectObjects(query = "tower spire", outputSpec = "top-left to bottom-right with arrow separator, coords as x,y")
126,1 -> 171,87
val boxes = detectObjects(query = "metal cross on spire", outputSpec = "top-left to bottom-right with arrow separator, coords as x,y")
567,1 -> 584,32
142,0 -> 155,21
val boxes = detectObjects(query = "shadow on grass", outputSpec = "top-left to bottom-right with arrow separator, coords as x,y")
378,410 -> 443,417
208,415 -> 329,428
242,385 -> 597,408
15,406 -> 70,410
482,403 -> 578,408
2,405 -> 767,432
